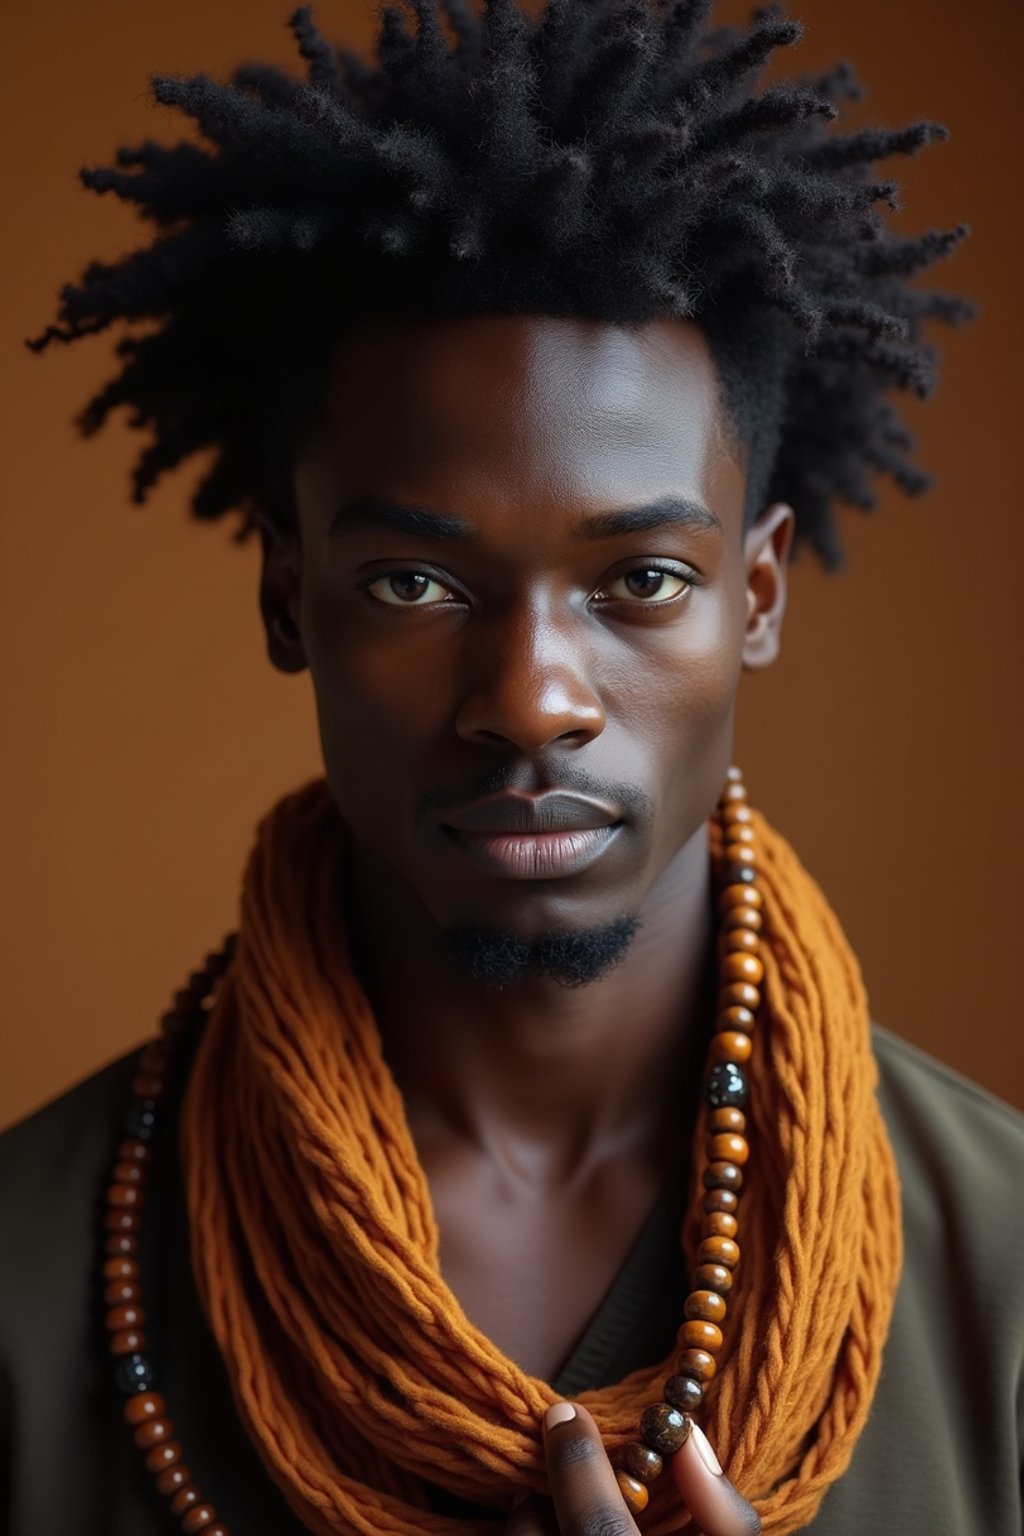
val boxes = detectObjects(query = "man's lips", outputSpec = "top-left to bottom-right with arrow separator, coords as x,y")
441,824 -> 623,880
440,793 -> 624,880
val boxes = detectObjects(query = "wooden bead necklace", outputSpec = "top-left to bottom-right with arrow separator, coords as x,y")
97,765 -> 759,1531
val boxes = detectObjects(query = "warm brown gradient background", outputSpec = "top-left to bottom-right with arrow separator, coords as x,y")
2,0 -> 1022,1131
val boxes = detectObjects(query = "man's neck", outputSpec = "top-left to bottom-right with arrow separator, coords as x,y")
342,826 -> 716,1193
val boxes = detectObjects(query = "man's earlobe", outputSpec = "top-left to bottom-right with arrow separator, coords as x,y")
741,502 -> 795,671
258,519 -> 308,675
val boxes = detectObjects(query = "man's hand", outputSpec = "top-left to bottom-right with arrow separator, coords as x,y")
502,1400 -> 760,1536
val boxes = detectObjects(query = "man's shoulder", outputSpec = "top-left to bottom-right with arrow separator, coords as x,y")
871,1024 -> 1024,1301
872,1022 -> 1024,1156
0,1049 -> 142,1239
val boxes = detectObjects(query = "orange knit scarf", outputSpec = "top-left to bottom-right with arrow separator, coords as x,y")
179,777 -> 902,1535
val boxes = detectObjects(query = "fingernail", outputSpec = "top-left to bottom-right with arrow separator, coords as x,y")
691,1422 -> 723,1476
544,1402 -> 577,1431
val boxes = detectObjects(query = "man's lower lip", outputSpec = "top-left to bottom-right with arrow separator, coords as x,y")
441,824 -> 622,880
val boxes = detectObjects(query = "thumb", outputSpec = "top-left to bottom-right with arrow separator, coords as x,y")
670,1420 -> 761,1536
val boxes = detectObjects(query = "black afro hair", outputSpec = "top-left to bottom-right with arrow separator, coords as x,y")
29,0 -> 970,567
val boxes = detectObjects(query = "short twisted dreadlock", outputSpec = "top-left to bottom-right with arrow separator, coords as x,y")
29,0 -> 969,567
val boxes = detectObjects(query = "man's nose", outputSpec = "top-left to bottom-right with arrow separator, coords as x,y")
453,603 -> 606,755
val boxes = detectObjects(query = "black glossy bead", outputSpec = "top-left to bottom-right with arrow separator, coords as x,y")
640,1402 -> 691,1456
723,864 -> 756,887
663,1373 -> 705,1412
122,1100 -> 158,1141
703,1161 -> 744,1192
114,1353 -> 154,1395
705,1062 -> 748,1109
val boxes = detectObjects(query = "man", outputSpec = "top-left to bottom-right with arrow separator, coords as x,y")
2,2 -> 1021,1534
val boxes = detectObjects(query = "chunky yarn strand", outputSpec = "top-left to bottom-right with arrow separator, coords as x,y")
179,777 -> 902,1534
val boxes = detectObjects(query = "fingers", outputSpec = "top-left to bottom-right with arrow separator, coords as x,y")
542,1401 -> 640,1536
669,1421 -> 761,1536
538,1399 -> 760,1536
521,1399 -> 759,1536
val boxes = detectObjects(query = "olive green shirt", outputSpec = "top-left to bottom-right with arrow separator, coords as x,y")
1,1026 -> 1022,1533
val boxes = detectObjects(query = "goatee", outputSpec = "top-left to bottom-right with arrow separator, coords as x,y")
442,915 -> 641,990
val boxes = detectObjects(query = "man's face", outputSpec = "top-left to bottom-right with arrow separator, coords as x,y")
277,313 -> 787,971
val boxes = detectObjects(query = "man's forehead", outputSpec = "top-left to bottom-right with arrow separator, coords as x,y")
311,312 -> 734,504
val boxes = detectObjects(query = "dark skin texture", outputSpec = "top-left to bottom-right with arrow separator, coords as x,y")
259,313 -> 791,1534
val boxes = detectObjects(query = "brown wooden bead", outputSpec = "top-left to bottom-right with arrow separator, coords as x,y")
155,1465 -> 192,1496
721,778 -> 746,801
703,1211 -> 738,1239
708,1133 -> 749,1165
181,1505 -> 219,1533
112,1160 -> 146,1187
104,1209 -> 141,1233
109,1328 -> 147,1356
144,1441 -> 183,1473
640,1402 -> 692,1456
104,1280 -> 142,1307
684,1289 -> 727,1324
702,1187 -> 738,1214
698,1235 -> 740,1268
702,1161 -> 744,1192
719,983 -> 760,1012
107,1183 -> 141,1209
721,903 -> 761,932
124,1393 -> 166,1425
106,1233 -> 139,1257
118,1138 -> 152,1165
719,882 -> 761,910
724,765 -> 743,783
615,1471 -> 649,1516
694,1263 -> 734,1296
724,840 -> 758,865
710,1031 -> 753,1065
722,953 -> 764,987
131,1073 -> 166,1100
723,928 -> 760,956
170,1486 -> 202,1515
105,1304 -> 145,1331
726,821 -> 755,843
709,1106 -> 746,1132
718,1006 -> 757,1035
622,1442 -> 664,1484
138,1042 -> 170,1074
721,802 -> 752,826
679,1319 -> 724,1352
134,1418 -> 174,1449
679,1348 -> 717,1383
103,1257 -> 140,1281
204,1527 -> 231,1536
663,1373 -> 704,1412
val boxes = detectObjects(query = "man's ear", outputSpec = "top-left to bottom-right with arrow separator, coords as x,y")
257,516 -> 308,675
742,502 -> 795,671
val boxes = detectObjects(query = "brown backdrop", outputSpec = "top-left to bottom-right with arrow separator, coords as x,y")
2,0 -> 1022,1130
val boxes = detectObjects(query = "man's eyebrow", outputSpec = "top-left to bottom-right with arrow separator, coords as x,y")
572,497 -> 722,540
327,493 -> 722,542
329,498 -> 475,541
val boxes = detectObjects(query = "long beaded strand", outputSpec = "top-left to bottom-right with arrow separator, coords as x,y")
613,765 -> 758,1515
98,767 -> 760,1531
100,936 -> 236,1535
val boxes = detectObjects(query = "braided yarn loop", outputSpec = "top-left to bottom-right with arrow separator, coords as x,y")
179,777 -> 901,1534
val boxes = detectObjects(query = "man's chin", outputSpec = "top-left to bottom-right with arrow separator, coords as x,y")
440,914 -> 641,991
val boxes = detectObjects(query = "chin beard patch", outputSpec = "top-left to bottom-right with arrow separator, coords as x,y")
442,914 -> 641,991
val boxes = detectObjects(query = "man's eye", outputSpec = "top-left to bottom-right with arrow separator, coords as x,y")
603,567 -> 692,603
365,571 -> 454,606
